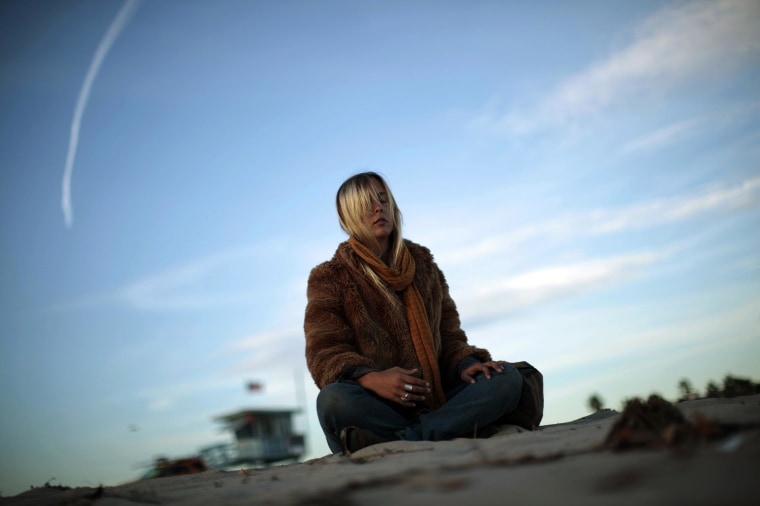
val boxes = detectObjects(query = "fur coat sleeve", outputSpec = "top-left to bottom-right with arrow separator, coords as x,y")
304,240 -> 491,389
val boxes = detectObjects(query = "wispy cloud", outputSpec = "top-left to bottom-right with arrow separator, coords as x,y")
135,367 -> 305,413
41,235 -> 318,316
575,177 -> 760,232
224,327 -> 302,353
437,177 -> 760,266
473,0 -> 760,135
620,101 -> 760,155
106,376 -> 229,413
458,250 -> 664,326
223,327 -> 305,376
117,246 -> 267,311
427,176 -> 759,327
61,0 -> 141,229
620,117 -> 705,155
106,330 -> 307,413
135,376 -> 246,413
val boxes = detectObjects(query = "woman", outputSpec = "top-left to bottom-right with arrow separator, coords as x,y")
304,172 -> 524,454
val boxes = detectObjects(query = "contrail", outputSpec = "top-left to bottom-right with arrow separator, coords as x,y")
62,0 -> 141,229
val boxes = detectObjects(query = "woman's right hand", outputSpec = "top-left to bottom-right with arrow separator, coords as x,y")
357,367 -> 431,406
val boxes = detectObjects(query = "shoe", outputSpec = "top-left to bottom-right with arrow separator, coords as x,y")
340,426 -> 397,456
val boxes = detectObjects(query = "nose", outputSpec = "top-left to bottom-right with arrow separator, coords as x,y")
372,200 -> 383,213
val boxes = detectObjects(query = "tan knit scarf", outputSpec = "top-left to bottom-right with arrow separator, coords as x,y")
348,236 -> 446,410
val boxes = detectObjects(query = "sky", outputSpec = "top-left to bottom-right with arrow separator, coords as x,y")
1,0 -> 759,497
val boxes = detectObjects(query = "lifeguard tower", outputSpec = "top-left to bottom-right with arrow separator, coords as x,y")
200,408 -> 305,469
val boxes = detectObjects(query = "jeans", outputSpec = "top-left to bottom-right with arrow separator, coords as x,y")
316,363 -> 523,453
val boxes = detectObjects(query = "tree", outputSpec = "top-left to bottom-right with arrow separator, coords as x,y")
705,381 -> 721,398
722,375 -> 760,397
588,393 -> 604,412
678,378 -> 695,401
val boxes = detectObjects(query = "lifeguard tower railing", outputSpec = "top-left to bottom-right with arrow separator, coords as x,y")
201,408 -> 305,468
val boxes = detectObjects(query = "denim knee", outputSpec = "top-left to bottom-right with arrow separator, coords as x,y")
315,383 -> 359,453
498,364 -> 523,410
316,382 -> 357,426
478,363 -> 523,413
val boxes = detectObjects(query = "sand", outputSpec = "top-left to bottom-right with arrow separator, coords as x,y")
3,394 -> 759,505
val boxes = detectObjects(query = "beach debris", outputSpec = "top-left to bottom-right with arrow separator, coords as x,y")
141,456 -> 208,479
603,395 -> 718,450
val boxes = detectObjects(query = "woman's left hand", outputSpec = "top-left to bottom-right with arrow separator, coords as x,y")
460,360 -> 505,384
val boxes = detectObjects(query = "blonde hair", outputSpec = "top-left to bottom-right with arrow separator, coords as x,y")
336,171 -> 404,268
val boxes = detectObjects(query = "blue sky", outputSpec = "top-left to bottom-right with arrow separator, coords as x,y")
1,0 -> 759,496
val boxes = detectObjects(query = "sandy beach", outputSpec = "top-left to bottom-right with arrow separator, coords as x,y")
3,394 -> 758,505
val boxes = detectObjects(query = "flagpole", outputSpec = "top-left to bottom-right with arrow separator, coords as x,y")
294,367 -> 310,457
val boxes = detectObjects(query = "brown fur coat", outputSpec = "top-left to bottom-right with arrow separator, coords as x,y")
304,239 -> 491,390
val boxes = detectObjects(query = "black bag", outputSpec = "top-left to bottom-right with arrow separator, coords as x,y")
497,361 -> 544,430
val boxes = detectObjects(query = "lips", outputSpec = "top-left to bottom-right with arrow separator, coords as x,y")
373,218 -> 387,225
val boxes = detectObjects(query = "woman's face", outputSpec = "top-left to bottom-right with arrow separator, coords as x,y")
362,178 -> 394,248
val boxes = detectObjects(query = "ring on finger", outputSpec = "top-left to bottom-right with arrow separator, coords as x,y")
402,392 -> 410,400
400,395 -> 409,402
404,383 -> 413,392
